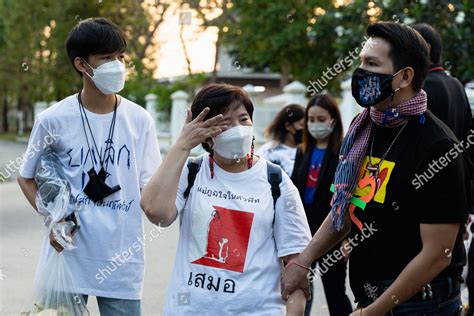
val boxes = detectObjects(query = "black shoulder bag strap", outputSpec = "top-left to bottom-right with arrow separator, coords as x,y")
267,161 -> 282,224
184,156 -> 204,200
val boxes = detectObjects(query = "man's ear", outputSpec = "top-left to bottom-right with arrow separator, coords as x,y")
397,67 -> 414,89
74,57 -> 90,76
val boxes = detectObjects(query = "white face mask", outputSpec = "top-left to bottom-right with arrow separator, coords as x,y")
307,120 -> 334,139
84,59 -> 126,94
213,125 -> 254,159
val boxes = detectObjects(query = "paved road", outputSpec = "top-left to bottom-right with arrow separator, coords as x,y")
0,140 -> 28,183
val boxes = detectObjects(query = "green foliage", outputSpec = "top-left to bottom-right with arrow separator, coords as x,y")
152,74 -> 206,115
1,0 -> 473,132
0,0 -> 169,102
122,73 -> 206,114
221,0 -> 474,94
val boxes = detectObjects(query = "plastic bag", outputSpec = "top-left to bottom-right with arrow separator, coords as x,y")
21,148 -> 89,316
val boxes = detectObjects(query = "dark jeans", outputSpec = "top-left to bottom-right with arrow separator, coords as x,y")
82,295 -> 141,316
357,278 -> 462,315
467,235 -> 474,315
304,255 -> 352,316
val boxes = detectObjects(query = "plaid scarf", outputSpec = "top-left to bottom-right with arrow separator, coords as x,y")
331,90 -> 428,230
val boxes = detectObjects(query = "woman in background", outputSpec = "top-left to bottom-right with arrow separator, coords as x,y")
291,94 -> 352,316
258,104 -> 305,176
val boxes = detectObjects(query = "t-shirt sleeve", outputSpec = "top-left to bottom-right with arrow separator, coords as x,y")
19,116 -> 57,179
413,138 -> 469,224
175,160 -> 190,214
273,171 -> 312,258
139,118 -> 162,189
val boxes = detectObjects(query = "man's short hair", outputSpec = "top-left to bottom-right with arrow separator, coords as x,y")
66,17 -> 127,75
412,23 -> 443,65
367,22 -> 430,92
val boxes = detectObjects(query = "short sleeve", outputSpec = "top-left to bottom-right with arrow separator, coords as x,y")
175,160 -> 190,214
413,138 -> 469,224
273,171 -> 312,258
139,119 -> 162,189
19,117 -> 57,179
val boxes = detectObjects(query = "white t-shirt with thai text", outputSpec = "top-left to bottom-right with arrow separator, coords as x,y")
19,93 -> 162,300
163,154 -> 311,315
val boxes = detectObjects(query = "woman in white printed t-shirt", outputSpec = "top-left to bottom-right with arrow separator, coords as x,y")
141,84 -> 312,316
258,104 -> 305,176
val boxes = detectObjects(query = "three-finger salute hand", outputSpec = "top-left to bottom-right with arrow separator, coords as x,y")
177,107 -> 227,151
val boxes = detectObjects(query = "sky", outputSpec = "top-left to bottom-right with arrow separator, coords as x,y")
154,4 -> 220,79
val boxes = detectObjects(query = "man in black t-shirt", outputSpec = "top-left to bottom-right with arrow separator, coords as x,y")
412,23 -> 472,142
413,22 -> 474,316
281,22 -> 470,316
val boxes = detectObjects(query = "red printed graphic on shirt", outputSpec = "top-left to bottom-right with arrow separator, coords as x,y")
191,206 -> 254,273
305,163 -> 321,189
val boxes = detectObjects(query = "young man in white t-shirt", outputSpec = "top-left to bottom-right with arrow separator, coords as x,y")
17,17 -> 162,315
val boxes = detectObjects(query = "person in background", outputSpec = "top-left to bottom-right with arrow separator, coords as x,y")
412,23 -> 472,141
291,94 -> 352,316
413,23 -> 474,315
258,104 -> 305,176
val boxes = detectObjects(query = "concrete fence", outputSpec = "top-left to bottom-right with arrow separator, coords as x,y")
30,80 -> 368,153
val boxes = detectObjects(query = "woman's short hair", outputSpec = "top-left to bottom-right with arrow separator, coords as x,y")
191,83 -> 254,152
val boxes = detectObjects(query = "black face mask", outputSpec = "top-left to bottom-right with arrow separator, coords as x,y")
293,128 -> 303,144
351,67 -> 403,107
83,167 -> 121,202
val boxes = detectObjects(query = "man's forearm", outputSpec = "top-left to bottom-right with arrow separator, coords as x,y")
17,176 -> 38,212
366,248 -> 452,314
299,212 -> 351,267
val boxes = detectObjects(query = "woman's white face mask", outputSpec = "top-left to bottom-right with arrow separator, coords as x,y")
83,59 -> 126,95
212,125 -> 254,159
307,119 -> 334,140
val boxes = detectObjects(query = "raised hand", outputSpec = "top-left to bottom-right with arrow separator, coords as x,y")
176,107 -> 228,151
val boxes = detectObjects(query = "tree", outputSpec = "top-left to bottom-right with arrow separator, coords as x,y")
220,0 -> 474,92
186,0 -> 237,83
0,0 -> 176,132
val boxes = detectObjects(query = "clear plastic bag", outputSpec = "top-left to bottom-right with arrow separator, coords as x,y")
21,148 -> 89,316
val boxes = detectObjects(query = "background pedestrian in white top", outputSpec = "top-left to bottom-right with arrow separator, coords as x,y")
258,104 -> 305,176
141,83 -> 311,316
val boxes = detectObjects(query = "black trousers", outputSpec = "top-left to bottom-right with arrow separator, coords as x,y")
304,249 -> 353,316
467,234 -> 474,315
